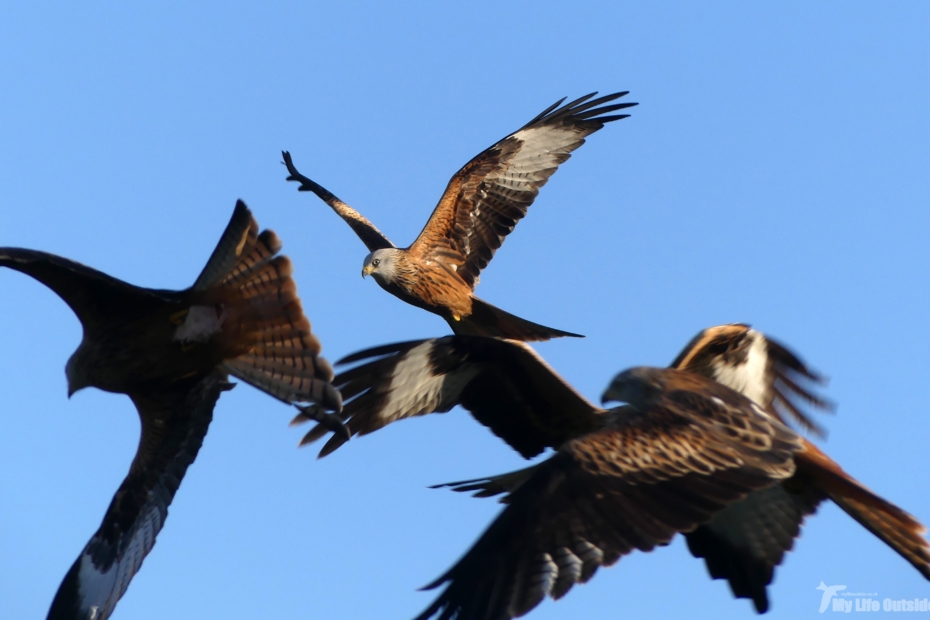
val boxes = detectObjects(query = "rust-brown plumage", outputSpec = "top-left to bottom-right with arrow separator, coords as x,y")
283,92 -> 637,341
1,201 -> 343,620
298,327 -> 930,616
669,324 -> 930,613
415,366 -> 802,620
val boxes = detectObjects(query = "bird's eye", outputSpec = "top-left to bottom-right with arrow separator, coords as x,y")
372,259 -> 381,267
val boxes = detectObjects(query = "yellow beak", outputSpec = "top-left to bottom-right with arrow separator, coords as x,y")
362,265 -> 374,278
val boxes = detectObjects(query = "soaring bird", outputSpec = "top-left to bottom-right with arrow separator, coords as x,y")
1,201 -> 344,620
294,326 -> 930,616
283,91 -> 636,341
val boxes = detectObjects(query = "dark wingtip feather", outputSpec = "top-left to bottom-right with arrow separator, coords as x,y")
317,432 -> 350,458
293,405 -> 350,445
527,96 -> 569,124
524,91 -> 633,128
336,339 -> 429,365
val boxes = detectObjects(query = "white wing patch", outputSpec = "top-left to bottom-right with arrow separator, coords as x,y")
74,492 -> 168,620
378,342 -> 480,424
76,553 -> 116,620
710,330 -> 771,406
174,305 -> 227,344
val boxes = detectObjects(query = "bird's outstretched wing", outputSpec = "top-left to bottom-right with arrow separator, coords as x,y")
46,372 -> 233,620
415,375 -> 801,620
0,248 -> 163,332
282,151 -> 395,252
407,92 -> 637,289
292,336 -> 605,458
670,323 -> 834,437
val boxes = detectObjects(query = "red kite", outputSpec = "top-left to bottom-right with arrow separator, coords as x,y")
1,201 -> 343,620
418,365 -> 802,619
296,327 -> 929,616
283,92 -> 636,341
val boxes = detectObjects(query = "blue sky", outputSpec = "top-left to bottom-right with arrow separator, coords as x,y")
2,2 -> 929,618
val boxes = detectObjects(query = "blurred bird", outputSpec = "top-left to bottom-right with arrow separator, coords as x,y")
283,91 -> 636,341
296,326 -> 930,616
418,364 -> 802,620
1,201 -> 344,620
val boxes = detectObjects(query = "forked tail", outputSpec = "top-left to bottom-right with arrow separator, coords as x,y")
798,442 -> 930,580
194,200 -> 342,414
456,297 -> 583,342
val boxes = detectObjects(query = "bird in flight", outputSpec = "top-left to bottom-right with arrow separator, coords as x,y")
1,201 -> 344,620
295,325 -> 930,616
283,91 -> 636,341
419,364 -> 803,620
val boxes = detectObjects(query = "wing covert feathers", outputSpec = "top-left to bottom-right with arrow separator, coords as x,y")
409,92 -> 636,290
415,383 -> 802,620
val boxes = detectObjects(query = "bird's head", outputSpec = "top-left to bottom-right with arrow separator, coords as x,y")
601,366 -> 666,407
65,348 -> 92,398
361,248 -> 401,283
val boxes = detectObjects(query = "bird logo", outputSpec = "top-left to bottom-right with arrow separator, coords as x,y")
817,581 -> 847,613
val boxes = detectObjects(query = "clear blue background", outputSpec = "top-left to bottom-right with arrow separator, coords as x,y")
2,2 -> 929,618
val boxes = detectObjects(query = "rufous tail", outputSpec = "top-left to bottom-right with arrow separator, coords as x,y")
195,200 -> 342,413
797,441 -> 930,580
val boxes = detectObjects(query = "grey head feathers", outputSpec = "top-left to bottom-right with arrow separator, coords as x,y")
362,248 -> 404,284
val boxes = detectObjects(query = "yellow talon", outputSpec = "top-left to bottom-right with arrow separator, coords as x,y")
452,314 -> 461,321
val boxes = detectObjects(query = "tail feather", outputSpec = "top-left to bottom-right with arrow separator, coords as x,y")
798,442 -> 930,579
217,230 -> 283,288
235,257 -> 295,299
831,493 -> 930,579
192,201 -> 260,291
197,201 -> 342,413
456,297 -> 583,342
223,354 -> 340,407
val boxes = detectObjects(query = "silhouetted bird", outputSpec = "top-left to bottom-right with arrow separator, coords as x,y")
1,201 -> 344,620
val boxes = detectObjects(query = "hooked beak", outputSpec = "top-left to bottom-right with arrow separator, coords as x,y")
600,385 -> 622,406
362,265 -> 374,278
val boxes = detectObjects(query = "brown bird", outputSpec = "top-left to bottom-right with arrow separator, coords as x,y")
295,327 -> 930,616
1,201 -> 343,620
663,324 -> 930,612
418,365 -> 802,620
283,91 -> 636,341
